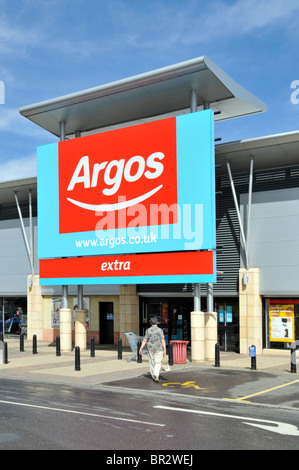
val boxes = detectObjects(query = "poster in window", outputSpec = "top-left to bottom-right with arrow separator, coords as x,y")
269,304 -> 294,342
51,297 -> 62,327
226,305 -> 233,323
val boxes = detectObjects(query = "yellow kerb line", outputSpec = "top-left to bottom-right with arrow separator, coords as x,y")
223,379 -> 299,402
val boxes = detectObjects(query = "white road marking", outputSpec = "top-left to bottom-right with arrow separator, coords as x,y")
0,399 -> 165,427
155,405 -> 299,436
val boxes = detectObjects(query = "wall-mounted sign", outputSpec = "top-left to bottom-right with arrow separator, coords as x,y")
39,250 -> 216,285
37,110 -> 215,258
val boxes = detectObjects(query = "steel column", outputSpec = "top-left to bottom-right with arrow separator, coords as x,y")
60,121 -> 66,141
245,156 -> 254,268
62,285 -> 68,309
226,160 -> 248,269
207,283 -> 214,312
78,285 -> 83,310
14,192 -> 34,274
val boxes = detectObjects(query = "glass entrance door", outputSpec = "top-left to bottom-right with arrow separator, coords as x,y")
99,302 -> 114,344
215,300 -> 239,352
0,297 -> 27,337
140,298 -> 193,343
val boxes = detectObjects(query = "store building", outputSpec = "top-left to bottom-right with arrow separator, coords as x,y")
0,178 -> 37,337
1,56 -> 297,357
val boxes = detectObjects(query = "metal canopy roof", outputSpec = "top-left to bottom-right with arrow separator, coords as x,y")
0,177 -> 37,205
19,56 -> 266,138
215,130 -> 299,175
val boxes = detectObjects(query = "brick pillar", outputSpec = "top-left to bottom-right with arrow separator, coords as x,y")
239,268 -> 263,355
119,285 -> 139,346
27,274 -> 44,341
191,311 -> 205,361
60,308 -> 72,352
205,312 -> 218,360
75,309 -> 86,351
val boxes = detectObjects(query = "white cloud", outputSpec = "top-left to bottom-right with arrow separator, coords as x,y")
0,106 -> 53,139
0,0 -> 298,63
0,17 -> 39,56
107,0 -> 299,50
0,154 -> 36,183
0,107 -> 27,132
213,0 -> 297,32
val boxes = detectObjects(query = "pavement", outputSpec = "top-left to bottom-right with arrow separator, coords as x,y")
0,337 -> 297,388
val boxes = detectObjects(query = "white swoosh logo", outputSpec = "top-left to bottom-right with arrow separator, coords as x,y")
67,184 -> 163,212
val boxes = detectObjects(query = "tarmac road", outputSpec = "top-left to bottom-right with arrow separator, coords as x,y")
104,366 -> 299,408
0,374 -> 299,450
0,338 -> 299,450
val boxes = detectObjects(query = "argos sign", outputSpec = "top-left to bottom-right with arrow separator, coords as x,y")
59,116 -> 178,234
37,110 -> 215,259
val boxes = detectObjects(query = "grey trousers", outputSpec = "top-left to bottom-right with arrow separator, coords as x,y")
148,350 -> 163,378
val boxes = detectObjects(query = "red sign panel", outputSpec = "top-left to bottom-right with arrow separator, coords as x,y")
58,118 -> 178,234
40,251 -> 214,280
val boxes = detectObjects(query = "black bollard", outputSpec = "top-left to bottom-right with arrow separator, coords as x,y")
118,337 -> 122,360
90,336 -> 95,357
215,343 -> 220,367
20,332 -> 24,352
291,347 -> 297,373
137,340 -> 142,363
4,341 -> 8,364
56,336 -> 61,356
168,342 -> 173,366
75,346 -> 80,371
249,345 -> 256,370
32,334 -> 37,354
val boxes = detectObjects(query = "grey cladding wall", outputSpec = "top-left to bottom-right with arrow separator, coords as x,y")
241,188 -> 299,295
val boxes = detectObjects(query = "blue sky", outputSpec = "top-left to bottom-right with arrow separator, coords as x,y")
1,0 -> 299,182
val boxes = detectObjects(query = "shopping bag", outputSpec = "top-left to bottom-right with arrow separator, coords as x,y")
161,355 -> 170,371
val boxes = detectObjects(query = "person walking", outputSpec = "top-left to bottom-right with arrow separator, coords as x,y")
139,316 -> 166,383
